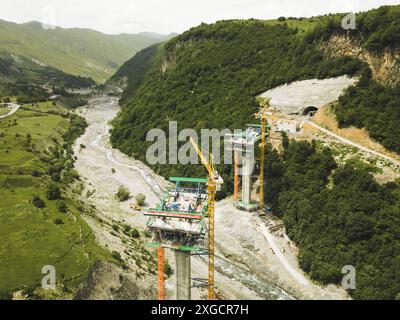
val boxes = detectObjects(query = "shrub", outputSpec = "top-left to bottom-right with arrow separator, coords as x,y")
32,195 -> 45,209
115,186 -> 130,202
46,184 -> 61,200
54,218 -> 64,225
31,170 -> 41,177
165,261 -> 173,277
0,289 -> 13,300
111,251 -> 122,261
51,173 -> 61,182
57,201 -> 68,213
131,228 -> 140,239
135,193 -> 146,206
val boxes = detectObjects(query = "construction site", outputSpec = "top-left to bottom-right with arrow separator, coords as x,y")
140,97 -> 275,301
74,77 -> 374,300
135,76 -> 371,301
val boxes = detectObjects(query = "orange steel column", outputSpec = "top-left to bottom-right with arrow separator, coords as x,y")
259,115 -> 267,210
234,151 -> 239,202
157,247 -> 166,300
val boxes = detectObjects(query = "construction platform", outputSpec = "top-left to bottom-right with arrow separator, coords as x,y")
143,177 -> 211,300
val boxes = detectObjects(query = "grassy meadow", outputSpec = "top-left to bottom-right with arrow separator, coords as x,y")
0,102 -> 112,298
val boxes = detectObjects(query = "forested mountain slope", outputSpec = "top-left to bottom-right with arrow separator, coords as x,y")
307,5 -> 400,153
0,19 -> 171,82
265,140 -> 400,300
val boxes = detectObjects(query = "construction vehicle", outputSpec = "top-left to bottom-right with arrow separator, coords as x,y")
189,137 -> 223,300
130,203 -> 142,211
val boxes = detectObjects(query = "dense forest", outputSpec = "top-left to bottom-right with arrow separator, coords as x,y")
264,140 -> 400,300
307,5 -> 400,51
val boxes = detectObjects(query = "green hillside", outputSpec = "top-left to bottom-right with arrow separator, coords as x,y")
0,19 -> 172,82
0,51 -> 95,103
0,102 -> 115,299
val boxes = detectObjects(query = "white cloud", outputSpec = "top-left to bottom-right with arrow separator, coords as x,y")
0,0 -> 398,34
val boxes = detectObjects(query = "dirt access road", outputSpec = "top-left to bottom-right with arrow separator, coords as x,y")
305,120 -> 400,167
0,103 -> 20,120
73,97 -> 349,300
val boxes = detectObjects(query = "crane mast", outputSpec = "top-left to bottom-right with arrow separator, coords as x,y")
257,98 -> 271,211
189,138 -> 223,300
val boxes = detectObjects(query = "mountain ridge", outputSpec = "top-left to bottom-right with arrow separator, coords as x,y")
0,19 -> 174,82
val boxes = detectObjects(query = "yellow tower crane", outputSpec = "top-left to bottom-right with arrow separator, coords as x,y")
190,137 -> 223,300
257,98 -> 271,211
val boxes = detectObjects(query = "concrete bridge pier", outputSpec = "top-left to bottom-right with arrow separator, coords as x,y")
175,250 -> 191,300
241,155 -> 253,208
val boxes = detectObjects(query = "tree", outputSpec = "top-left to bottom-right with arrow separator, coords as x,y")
46,184 -> 61,200
0,289 -> 12,300
131,228 -> 140,239
54,218 -> 64,225
57,201 -> 68,213
281,131 -> 289,150
135,193 -> 146,206
111,251 -> 122,261
32,195 -> 45,209
115,186 -> 130,202
31,170 -> 41,177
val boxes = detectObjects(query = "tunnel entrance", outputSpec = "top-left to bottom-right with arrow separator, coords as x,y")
303,106 -> 319,117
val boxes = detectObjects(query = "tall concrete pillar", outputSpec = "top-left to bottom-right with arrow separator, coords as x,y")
242,155 -> 252,208
175,250 -> 191,300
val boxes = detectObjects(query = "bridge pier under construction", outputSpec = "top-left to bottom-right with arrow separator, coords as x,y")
175,250 -> 191,300
142,177 -> 210,300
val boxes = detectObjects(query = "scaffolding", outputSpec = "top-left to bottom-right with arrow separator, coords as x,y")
226,125 -> 263,211
143,177 -> 209,300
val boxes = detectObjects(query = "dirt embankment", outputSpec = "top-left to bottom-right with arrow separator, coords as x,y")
322,35 -> 400,86
75,262 -> 156,300
313,104 -> 400,162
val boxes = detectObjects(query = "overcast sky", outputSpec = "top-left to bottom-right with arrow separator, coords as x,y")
0,0 -> 398,35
